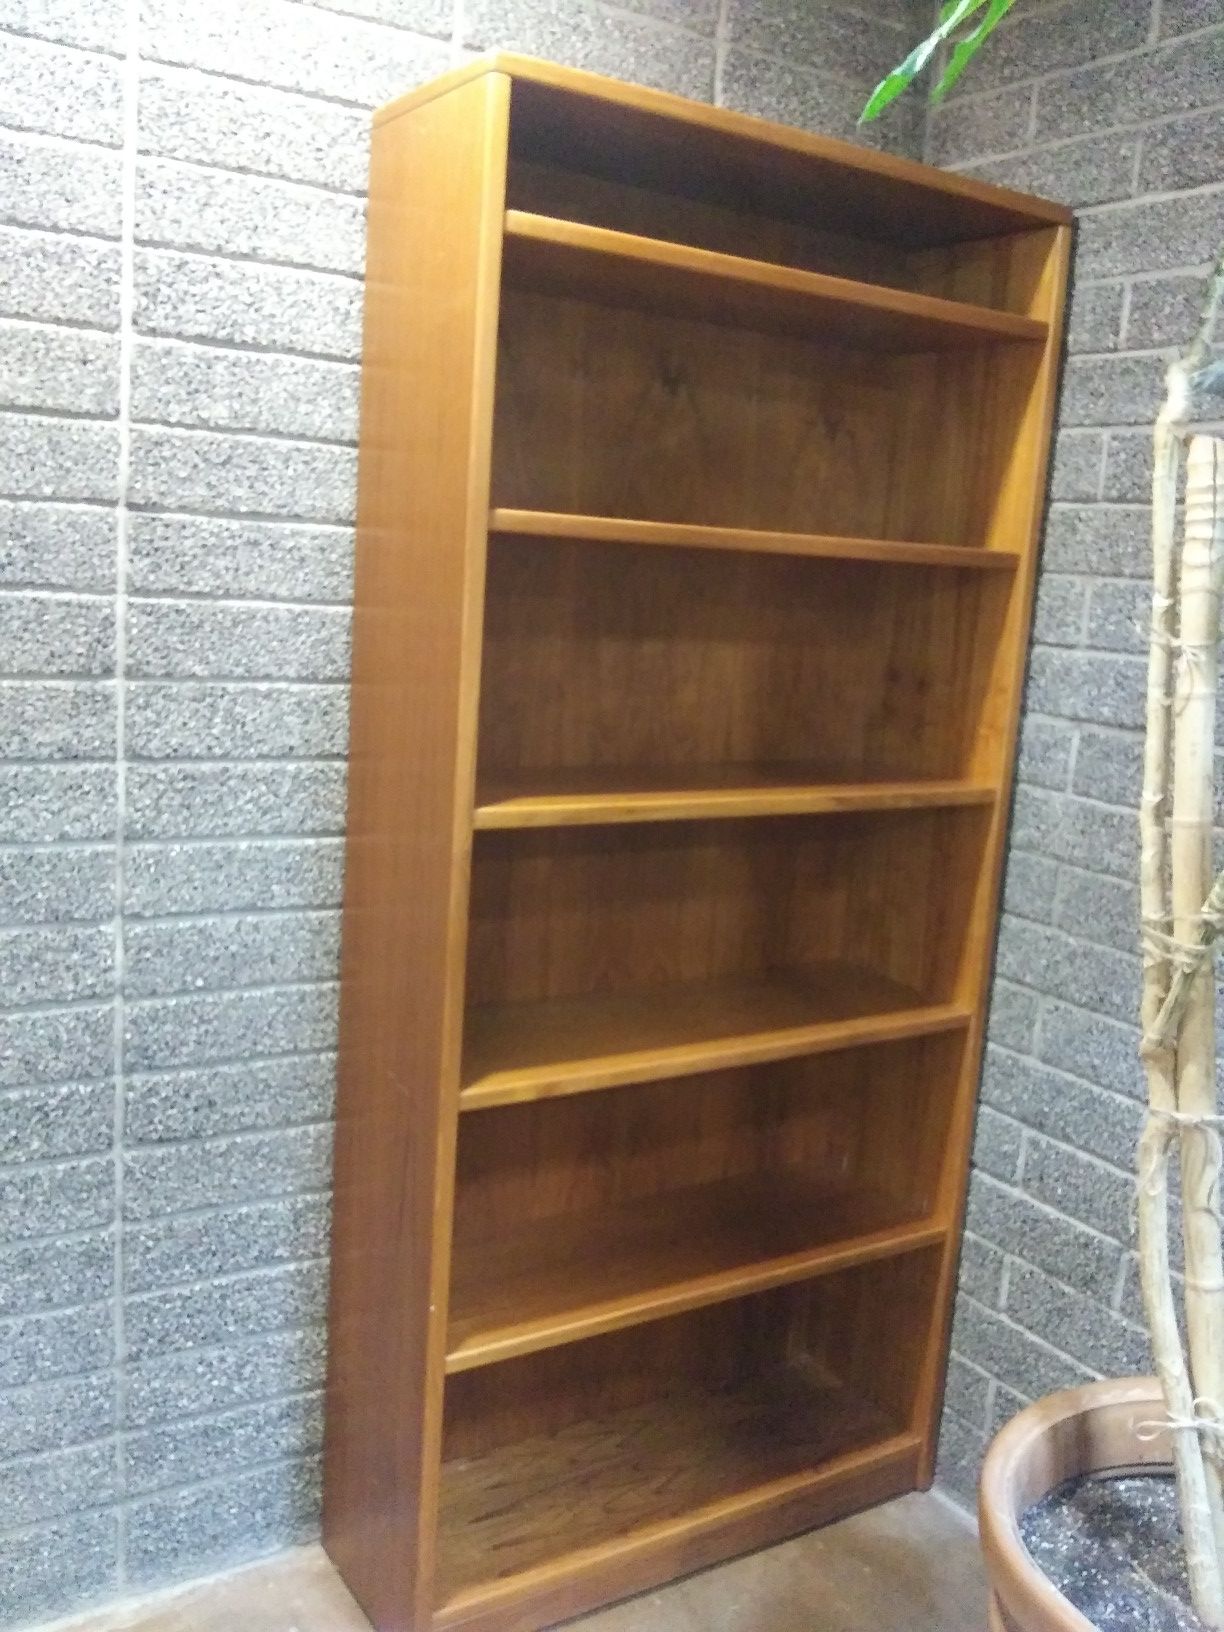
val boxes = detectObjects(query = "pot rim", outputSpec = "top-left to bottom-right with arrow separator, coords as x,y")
979,1375 -> 1171,1632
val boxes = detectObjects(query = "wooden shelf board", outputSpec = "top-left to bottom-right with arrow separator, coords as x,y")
473,765 -> 997,828
488,508 -> 1020,570
503,209 -> 1048,353
447,1174 -> 944,1372
460,966 -> 972,1108
433,1367 -> 913,1620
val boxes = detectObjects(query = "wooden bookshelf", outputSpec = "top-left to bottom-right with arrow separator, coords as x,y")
323,52 -> 1071,1632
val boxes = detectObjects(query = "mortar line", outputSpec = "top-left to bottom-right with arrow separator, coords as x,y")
111,0 -> 140,1586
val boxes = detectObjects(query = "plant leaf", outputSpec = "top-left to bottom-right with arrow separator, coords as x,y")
931,0 -> 1017,102
858,0 -> 988,122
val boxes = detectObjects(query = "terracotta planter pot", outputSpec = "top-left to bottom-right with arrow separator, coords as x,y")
979,1376 -> 1174,1632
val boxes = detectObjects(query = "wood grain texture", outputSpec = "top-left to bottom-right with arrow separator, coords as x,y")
502,211 -> 1048,351
328,53 -> 1069,1632
489,508 -> 1021,567
434,1255 -> 941,1628
321,70 -> 510,1632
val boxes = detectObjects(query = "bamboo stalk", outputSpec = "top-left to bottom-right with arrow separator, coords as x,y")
1174,436 -> 1224,1565
1137,364 -> 1224,1624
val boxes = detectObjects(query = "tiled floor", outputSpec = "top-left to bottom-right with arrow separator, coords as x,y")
45,1492 -> 983,1632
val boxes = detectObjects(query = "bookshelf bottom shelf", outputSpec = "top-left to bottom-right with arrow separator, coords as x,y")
434,1369 -> 914,1625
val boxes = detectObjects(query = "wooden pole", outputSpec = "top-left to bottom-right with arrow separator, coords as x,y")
1173,435 -> 1224,1570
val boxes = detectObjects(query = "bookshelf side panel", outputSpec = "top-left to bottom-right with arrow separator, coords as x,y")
322,72 -> 510,1631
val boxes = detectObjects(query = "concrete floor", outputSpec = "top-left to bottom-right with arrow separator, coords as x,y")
44,1492 -> 984,1632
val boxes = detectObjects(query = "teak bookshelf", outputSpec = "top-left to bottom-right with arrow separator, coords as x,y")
323,53 -> 1072,1632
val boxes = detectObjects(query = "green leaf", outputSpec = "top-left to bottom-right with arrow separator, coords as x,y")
931,0 -> 1017,102
858,0 -> 989,122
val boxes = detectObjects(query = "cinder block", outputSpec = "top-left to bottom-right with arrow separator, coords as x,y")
0,1301 -> 112,1389
1084,580 -> 1146,655
1071,728 -> 1141,807
944,0 -> 1149,92
0,923 -> 113,1006
0,1439 -> 118,1531
0,682 -> 115,760
0,1157 -> 112,1242
125,907 -> 341,1012
124,1124 -> 333,1218
1037,999 -> 1146,1101
983,1044 -> 1141,1167
1022,1132 -> 1133,1243
126,513 -> 352,603
1065,284 -> 1124,354
1140,106 -> 1224,191
952,1294 -> 1094,1400
1049,432 -> 1104,502
467,0 -> 716,101
126,683 -> 348,762
928,84 -> 1033,166
124,982 -> 338,1072
134,159 -> 365,276
0,500 -> 114,591
0,128 -> 122,237
1,0 -> 125,51
958,1232 -> 1006,1307
0,413 -> 119,501
125,1454 -> 319,1587
0,31 -> 122,145
967,1171 -> 1123,1296
1078,191 -> 1224,280
0,845 -> 113,924
123,1257 -> 329,1361
957,134 -> 1136,209
1053,867 -> 1138,960
128,427 -> 355,524
126,1053 -> 336,1143
125,762 -> 346,840
0,1509 -> 117,1627
127,601 -> 350,681
1035,30 -> 1224,143
0,1081 -> 112,1165
1032,575 -> 1087,646
933,1402 -> 983,1509
1025,649 -> 1146,729
734,47 -> 923,152
997,917 -> 1140,1024
1005,1262 -> 1149,1377
0,590 -> 115,674
125,1390 -> 323,1497
0,1003 -> 113,1091
125,839 -> 344,918
130,339 -> 358,444
986,979 -> 1041,1054
125,1195 -> 330,1293
1041,505 -> 1149,577
140,0 -> 451,102
0,1371 -> 115,1460
1049,796 -> 1139,878
1017,718 -> 1075,791
1,764 -> 117,840
138,68 -> 370,196
0,1231 -> 112,1317
1002,852 -> 1059,923
0,227 -> 121,330
972,1105 -> 1024,1183
943,1353 -> 992,1431
134,247 -> 362,360
124,1324 -> 326,1428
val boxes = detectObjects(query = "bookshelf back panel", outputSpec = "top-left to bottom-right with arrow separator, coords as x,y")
464,809 -> 989,1011
491,289 -> 1040,543
477,536 -> 1010,783
452,1032 -> 963,1247
505,77 -> 1063,271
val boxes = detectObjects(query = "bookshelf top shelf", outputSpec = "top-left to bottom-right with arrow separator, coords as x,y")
502,211 -> 1049,352
377,53 -> 1072,251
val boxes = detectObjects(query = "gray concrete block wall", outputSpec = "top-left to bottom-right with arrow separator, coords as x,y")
929,0 -> 1224,1508
0,0 -> 927,1623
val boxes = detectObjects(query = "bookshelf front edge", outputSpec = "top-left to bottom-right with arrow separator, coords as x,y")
322,70 -> 511,1632
914,223 -> 1074,1484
